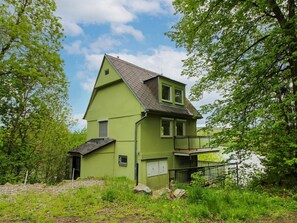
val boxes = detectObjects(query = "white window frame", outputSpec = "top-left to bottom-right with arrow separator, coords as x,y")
174,88 -> 184,105
98,119 -> 108,138
160,118 -> 173,137
175,119 -> 186,136
161,84 -> 172,102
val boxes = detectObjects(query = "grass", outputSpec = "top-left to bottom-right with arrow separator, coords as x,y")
0,177 -> 297,222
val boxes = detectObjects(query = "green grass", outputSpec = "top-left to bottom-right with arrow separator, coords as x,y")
0,177 -> 296,222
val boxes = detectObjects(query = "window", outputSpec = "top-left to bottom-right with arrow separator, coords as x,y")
175,89 -> 183,104
162,84 -> 171,102
161,118 -> 173,137
118,155 -> 127,167
98,120 -> 108,138
104,69 -> 109,75
147,160 -> 168,177
176,120 -> 186,136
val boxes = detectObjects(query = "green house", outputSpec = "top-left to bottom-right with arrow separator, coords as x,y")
69,54 -> 215,189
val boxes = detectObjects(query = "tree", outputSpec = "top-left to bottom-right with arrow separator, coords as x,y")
167,0 -> 297,186
0,0 -> 69,183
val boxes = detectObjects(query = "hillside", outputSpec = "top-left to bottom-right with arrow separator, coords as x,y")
0,178 -> 296,222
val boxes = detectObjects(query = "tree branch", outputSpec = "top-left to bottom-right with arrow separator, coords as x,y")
230,35 -> 270,65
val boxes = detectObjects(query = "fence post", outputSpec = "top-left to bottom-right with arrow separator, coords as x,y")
236,163 -> 239,186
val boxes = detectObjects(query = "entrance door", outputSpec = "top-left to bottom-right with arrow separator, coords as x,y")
72,156 -> 81,179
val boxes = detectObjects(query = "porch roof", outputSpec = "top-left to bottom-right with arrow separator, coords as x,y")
173,148 -> 220,157
68,138 -> 115,156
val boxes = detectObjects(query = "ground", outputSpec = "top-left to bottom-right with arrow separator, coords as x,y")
0,179 -> 104,195
0,179 -> 296,223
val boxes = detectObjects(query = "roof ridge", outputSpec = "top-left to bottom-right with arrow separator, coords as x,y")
105,54 -> 159,78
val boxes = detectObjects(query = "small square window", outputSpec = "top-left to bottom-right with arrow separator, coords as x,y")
162,85 -> 171,102
118,155 -> 127,167
161,119 -> 173,137
175,89 -> 183,104
176,120 -> 186,136
104,69 -> 109,75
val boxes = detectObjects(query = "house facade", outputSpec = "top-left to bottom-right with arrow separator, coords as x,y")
69,55 -> 214,189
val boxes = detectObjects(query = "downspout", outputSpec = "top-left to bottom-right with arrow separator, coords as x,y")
134,112 -> 148,185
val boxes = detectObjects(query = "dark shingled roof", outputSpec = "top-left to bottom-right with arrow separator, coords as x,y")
105,55 -> 201,119
68,138 -> 115,156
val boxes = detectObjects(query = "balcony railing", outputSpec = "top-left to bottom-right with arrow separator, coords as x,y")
174,136 -> 212,149
169,162 -> 239,185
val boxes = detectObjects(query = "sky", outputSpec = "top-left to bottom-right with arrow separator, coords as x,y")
55,0 -> 217,130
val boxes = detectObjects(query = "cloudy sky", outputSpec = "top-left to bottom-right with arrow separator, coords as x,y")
55,0 -> 215,130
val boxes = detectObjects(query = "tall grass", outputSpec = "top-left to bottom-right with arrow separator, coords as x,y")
0,177 -> 296,222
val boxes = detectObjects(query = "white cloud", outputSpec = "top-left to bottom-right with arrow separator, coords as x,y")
89,36 -> 121,53
85,54 -> 104,71
71,113 -> 87,131
56,0 -> 172,25
56,0 -> 134,25
64,40 -> 84,55
124,0 -> 168,14
56,0 -> 173,39
111,24 -> 144,41
81,77 -> 97,92
61,20 -> 84,36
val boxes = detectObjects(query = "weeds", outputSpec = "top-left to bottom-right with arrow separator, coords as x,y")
0,177 -> 296,222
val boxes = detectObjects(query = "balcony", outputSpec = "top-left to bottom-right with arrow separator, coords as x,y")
173,136 -> 220,156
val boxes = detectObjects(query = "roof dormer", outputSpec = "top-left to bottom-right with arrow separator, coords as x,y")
158,76 -> 185,107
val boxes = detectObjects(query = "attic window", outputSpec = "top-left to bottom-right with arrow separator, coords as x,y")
104,69 -> 109,75
162,84 -> 172,102
175,89 -> 184,104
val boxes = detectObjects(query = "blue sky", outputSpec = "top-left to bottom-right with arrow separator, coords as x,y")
55,0 -> 217,130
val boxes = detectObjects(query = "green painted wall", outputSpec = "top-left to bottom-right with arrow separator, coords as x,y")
83,58 -> 143,181
137,114 -> 197,189
95,59 -> 121,88
81,143 -> 115,178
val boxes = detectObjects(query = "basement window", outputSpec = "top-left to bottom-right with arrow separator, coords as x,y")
118,155 -> 128,167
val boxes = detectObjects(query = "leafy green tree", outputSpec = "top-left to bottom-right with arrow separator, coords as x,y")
0,0 -> 69,184
167,0 -> 297,185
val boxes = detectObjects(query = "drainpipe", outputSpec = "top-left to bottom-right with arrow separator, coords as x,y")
134,112 -> 148,185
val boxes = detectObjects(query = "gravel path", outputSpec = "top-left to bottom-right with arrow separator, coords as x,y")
0,179 -> 104,195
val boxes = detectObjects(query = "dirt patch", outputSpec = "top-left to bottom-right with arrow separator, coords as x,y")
0,179 -> 104,195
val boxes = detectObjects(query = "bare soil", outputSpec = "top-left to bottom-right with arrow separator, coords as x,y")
0,179 -> 104,195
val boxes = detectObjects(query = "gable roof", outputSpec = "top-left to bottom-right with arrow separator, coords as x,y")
68,138 -> 115,156
105,55 -> 201,119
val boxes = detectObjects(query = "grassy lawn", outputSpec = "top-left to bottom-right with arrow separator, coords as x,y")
0,177 -> 296,222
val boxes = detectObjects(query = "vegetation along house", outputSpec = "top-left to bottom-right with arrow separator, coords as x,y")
69,54 -> 217,189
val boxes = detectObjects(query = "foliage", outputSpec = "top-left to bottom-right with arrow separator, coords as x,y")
0,0 -> 81,184
0,177 -> 296,222
191,171 -> 207,187
167,0 -> 297,186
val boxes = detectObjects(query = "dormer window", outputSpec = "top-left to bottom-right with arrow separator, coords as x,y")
162,84 -> 172,102
175,89 -> 184,105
